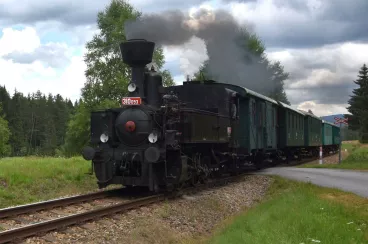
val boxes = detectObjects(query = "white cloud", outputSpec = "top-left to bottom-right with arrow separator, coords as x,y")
0,54 -> 86,101
54,52 -> 87,100
266,42 -> 368,112
268,42 -> 368,85
296,101 -> 348,117
0,0 -> 366,118
228,0 -> 304,33
0,27 -> 40,56
163,36 -> 208,77
0,26 -> 86,101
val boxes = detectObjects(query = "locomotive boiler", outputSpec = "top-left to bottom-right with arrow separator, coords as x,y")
82,39 -> 241,192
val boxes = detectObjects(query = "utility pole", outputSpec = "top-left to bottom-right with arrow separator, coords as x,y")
339,122 -> 341,163
334,117 -> 348,164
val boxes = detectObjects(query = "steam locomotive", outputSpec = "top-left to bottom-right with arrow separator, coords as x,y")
82,39 -> 340,192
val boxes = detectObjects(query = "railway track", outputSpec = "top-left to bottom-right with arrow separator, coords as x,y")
0,174 -> 245,244
0,154 -> 336,243
0,188 -> 126,220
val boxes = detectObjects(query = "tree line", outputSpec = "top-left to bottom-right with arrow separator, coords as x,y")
0,0 -> 292,157
0,87 -> 75,157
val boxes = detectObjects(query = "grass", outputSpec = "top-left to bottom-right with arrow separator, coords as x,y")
204,177 -> 368,244
0,156 -> 98,208
301,141 -> 368,170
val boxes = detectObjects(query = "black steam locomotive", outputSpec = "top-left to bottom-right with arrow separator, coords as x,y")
82,39 -> 253,192
82,39 -> 340,192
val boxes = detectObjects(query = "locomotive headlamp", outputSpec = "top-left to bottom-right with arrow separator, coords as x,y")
100,133 -> 109,143
127,83 -> 137,92
148,131 -> 158,143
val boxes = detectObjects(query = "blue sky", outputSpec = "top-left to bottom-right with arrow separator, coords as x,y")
0,0 -> 367,116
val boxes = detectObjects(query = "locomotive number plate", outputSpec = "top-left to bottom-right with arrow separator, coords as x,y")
122,97 -> 142,105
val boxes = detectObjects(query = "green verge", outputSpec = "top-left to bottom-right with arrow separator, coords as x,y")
300,143 -> 368,170
207,177 -> 368,244
0,156 -> 98,208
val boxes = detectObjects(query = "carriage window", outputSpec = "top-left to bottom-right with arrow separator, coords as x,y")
297,116 -> 299,129
295,115 -> 297,129
301,118 -> 303,129
252,102 -> 256,126
263,104 -> 266,126
231,103 -> 237,119
295,114 -> 300,129
259,103 -> 262,126
294,114 -> 298,129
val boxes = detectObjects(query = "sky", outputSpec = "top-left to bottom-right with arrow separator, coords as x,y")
0,0 -> 367,116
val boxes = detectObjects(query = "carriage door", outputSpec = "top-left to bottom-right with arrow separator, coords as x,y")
229,92 -> 239,148
259,102 -> 266,149
265,102 -> 273,148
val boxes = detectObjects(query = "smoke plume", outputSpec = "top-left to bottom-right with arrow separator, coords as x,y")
125,8 -> 275,94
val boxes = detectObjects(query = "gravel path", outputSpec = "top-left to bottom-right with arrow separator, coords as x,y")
259,167 -> 368,197
24,175 -> 272,244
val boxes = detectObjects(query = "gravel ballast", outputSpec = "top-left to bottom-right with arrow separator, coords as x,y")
25,175 -> 273,244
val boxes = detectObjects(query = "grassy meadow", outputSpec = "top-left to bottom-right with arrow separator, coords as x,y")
203,177 -> 368,244
0,156 -> 98,208
301,141 -> 368,170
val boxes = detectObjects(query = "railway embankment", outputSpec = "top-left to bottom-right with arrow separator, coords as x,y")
15,175 -> 272,243
203,177 -> 368,244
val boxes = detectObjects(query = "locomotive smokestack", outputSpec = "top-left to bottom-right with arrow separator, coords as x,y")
119,39 -> 155,98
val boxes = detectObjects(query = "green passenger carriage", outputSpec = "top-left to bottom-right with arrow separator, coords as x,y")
277,102 -> 305,148
299,110 -> 322,150
322,120 -> 340,153
216,84 -> 278,155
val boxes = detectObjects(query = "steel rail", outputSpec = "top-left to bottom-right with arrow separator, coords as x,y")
0,174 -> 247,243
0,188 -> 124,219
0,194 -> 164,244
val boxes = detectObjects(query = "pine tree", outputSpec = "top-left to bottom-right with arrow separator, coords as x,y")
7,91 -> 27,155
0,104 -> 11,157
347,64 -> 368,142
0,87 -> 74,156
267,61 -> 290,105
0,86 -> 11,117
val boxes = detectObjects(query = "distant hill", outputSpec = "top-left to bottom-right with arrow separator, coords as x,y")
320,114 -> 347,127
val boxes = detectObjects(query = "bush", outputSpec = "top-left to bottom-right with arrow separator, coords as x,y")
359,133 -> 368,144
345,147 -> 368,162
